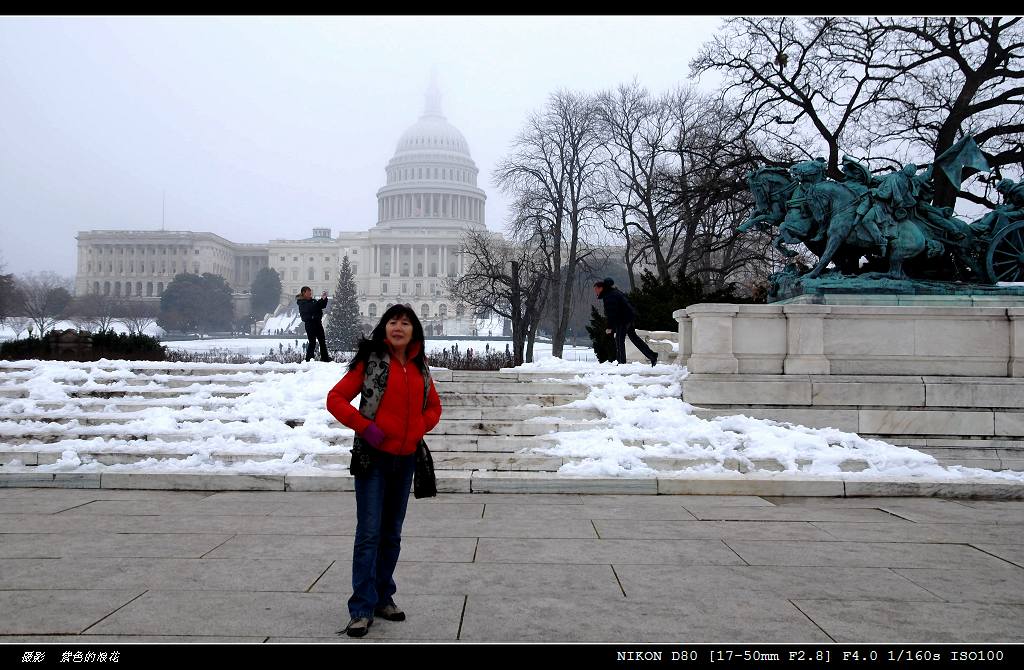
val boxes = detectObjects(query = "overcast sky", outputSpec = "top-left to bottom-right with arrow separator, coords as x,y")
0,15 -> 722,279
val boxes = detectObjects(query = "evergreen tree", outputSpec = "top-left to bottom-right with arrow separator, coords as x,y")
250,267 -> 282,318
585,305 -> 616,363
325,255 -> 361,354
158,272 -> 233,334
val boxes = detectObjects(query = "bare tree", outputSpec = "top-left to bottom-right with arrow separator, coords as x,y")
16,272 -> 73,336
865,17 -> 1024,208
596,82 -> 679,283
660,89 -> 772,289
120,300 -> 160,336
68,293 -> 122,333
691,17 -> 906,179
495,90 -> 605,357
445,228 -> 550,366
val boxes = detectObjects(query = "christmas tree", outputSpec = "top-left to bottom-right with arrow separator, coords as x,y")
325,255 -> 362,355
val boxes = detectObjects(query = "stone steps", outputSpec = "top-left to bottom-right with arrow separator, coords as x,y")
1,468 -> 1019,498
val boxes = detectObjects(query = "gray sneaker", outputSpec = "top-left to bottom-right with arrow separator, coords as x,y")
341,616 -> 371,637
374,602 -> 406,621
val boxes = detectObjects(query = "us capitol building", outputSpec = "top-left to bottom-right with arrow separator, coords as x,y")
74,81 -> 495,332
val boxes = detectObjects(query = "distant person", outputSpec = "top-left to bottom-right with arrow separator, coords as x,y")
594,277 -> 658,367
296,286 -> 332,362
326,304 -> 442,638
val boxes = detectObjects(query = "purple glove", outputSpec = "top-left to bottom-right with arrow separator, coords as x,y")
361,422 -> 386,448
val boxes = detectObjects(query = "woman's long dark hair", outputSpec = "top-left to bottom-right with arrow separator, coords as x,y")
349,304 -> 428,371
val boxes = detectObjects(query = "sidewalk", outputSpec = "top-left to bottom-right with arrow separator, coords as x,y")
0,487 -> 1021,643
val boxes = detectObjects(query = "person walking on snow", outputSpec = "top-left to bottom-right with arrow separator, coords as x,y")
594,277 -> 658,366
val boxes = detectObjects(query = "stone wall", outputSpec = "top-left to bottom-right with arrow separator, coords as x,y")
673,300 -> 1024,471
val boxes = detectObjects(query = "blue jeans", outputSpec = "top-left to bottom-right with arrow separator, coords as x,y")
349,451 -> 416,619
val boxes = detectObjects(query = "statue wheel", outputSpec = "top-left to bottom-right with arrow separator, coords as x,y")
984,221 -> 1024,283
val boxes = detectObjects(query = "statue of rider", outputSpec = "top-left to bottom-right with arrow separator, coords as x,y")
842,155 -> 888,255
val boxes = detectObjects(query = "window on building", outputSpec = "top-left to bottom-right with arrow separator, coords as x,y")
324,270 -> 330,281
308,268 -> 314,281
279,256 -> 285,261
157,282 -> 164,295
93,281 -> 99,294
292,269 -> 298,280
415,282 -> 421,295
353,264 -> 357,274
293,256 -> 298,261
136,282 -> 142,295
146,283 -> 153,297
193,263 -> 199,273
456,304 -> 465,317
124,283 -> 131,296
381,282 -> 388,294
401,282 -> 408,294
439,304 -> 447,317
368,303 -> 377,318
422,304 -> 430,318
114,282 -> 121,296
429,263 -> 437,277
416,263 -> 423,276
195,249 -> 199,255
103,282 -> 110,295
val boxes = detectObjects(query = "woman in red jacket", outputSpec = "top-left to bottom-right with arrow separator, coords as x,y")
326,304 -> 441,638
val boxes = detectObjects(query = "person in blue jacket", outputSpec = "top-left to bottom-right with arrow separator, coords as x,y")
594,277 -> 658,367
296,286 -> 332,362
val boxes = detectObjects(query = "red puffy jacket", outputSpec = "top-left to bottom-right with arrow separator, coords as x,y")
326,341 -> 442,456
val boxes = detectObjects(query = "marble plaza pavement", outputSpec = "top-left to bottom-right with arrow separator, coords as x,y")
0,487 -> 1021,643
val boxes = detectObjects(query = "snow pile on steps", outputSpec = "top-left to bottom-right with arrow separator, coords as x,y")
0,358 -> 1021,488
514,359 -> 1024,483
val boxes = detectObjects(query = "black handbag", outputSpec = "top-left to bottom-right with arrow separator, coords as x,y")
413,439 -> 437,499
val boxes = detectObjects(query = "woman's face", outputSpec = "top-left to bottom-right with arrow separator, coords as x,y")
386,314 -> 414,349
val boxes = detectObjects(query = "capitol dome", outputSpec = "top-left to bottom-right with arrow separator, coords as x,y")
375,78 -> 486,230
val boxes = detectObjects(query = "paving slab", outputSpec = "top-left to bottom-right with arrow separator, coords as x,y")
84,591 -> 463,640
0,532 -> 233,558
310,561 -> 623,597
202,533 -> 477,562
0,590 -> 145,635
792,599 -> 1024,642
480,502 -> 697,521
614,564 -> 942,602
894,566 -> 1024,603
971,543 -> 1024,568
877,503 -> 1024,525
0,498 -> 108,515
0,557 -> 332,592
724,540 -> 1011,570
459,594 -> 832,642
688,505 -> 902,523
475,538 -> 745,565
398,517 -> 599,539
594,519 -> 836,541
813,521 -> 1024,545
0,512 -> 355,536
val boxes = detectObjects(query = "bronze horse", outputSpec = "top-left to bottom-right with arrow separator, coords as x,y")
743,164 -> 936,279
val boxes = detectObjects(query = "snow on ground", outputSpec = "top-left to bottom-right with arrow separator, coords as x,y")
512,358 -> 1024,482
163,337 -> 597,362
1,357 -> 1019,481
